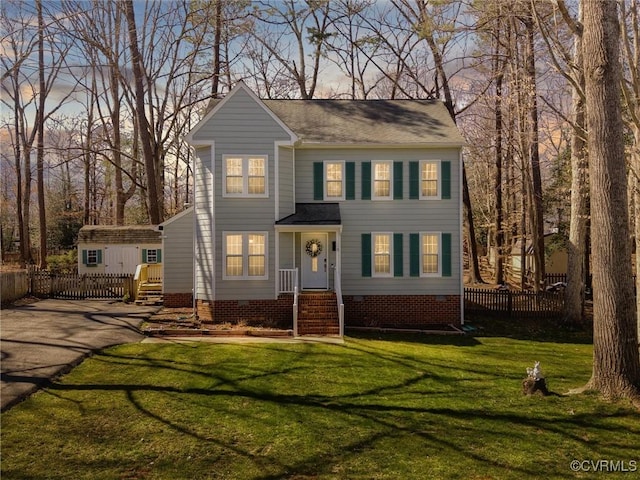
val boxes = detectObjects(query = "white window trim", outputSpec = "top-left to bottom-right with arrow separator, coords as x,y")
372,160 -> 393,201
324,160 -> 346,201
420,231 -> 442,277
372,232 -> 394,278
419,160 -> 442,200
222,155 -> 269,198
222,231 -> 269,280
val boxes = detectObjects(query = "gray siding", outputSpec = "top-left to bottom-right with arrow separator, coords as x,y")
278,146 -> 295,219
191,88 -> 292,144
295,148 -> 461,296
162,209 -> 194,294
193,87 -> 293,301
195,147 -> 214,300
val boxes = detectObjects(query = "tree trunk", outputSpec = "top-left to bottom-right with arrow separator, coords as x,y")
36,0 -> 47,269
123,0 -> 162,225
523,9 -> 545,291
212,0 -> 222,98
493,28 -> 505,285
564,4 -> 588,324
582,0 -> 640,400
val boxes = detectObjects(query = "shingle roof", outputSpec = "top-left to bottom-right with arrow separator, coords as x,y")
276,203 -> 341,225
262,99 -> 464,146
78,225 -> 161,244
204,92 -> 465,146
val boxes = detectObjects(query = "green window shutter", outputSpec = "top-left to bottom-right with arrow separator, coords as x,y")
142,249 -> 148,263
410,233 -> 420,277
393,233 -> 403,277
409,161 -> 419,199
441,161 -> 451,199
361,233 -> 372,277
393,161 -> 403,200
82,249 -> 87,265
157,249 -> 162,263
361,162 -> 371,200
442,233 -> 452,277
346,162 -> 355,200
96,250 -> 102,264
313,162 -> 323,200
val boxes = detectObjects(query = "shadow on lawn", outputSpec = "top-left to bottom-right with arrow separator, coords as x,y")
39,338 -> 637,479
464,314 -> 594,345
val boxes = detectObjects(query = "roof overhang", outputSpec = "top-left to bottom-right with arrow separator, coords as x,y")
292,142 -> 466,150
275,203 -> 342,233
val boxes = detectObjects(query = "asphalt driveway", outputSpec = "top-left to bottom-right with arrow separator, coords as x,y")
0,299 -> 159,412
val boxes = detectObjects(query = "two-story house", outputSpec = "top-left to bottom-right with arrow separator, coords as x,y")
181,82 -> 465,335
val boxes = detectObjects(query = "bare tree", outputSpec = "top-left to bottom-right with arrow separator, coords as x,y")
581,0 -> 640,401
247,0 -> 334,99
619,0 -> 640,340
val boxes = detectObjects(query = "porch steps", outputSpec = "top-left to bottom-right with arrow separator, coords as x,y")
135,282 -> 163,306
297,292 -> 340,336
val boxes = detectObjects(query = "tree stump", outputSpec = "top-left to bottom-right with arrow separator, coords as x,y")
522,377 -> 549,396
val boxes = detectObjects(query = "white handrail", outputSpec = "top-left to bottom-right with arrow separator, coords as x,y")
333,264 -> 344,337
293,285 -> 299,337
279,268 -> 298,293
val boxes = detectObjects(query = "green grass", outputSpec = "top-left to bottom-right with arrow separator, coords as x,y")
2,328 -> 638,479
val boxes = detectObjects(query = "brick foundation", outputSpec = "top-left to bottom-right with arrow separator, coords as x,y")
196,295 -> 294,329
164,292 -> 193,308
195,294 -> 461,330
344,294 -> 461,328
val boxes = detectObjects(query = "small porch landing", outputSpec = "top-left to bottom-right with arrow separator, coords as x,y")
297,291 -> 340,336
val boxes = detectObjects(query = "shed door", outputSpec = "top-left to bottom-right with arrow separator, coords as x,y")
105,246 -> 140,275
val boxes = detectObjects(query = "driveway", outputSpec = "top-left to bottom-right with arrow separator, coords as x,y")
0,299 -> 159,412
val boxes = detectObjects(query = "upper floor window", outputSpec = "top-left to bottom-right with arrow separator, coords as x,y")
421,160 -> 440,199
372,161 -> 392,199
223,155 -> 268,197
325,161 -> 345,200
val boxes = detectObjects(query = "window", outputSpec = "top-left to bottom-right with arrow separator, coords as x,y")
422,233 -> 440,275
372,161 -> 392,199
410,160 -> 450,200
82,249 -> 102,267
223,155 -> 267,197
87,249 -> 99,265
144,249 -> 161,264
362,233 -> 403,278
373,233 -> 392,276
223,232 -> 268,280
325,161 -> 344,200
421,161 -> 440,199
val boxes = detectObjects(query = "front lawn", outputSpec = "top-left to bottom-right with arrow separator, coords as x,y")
1,332 -> 638,479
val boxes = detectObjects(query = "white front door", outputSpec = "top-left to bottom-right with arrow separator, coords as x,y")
301,233 -> 328,289
105,246 -> 140,274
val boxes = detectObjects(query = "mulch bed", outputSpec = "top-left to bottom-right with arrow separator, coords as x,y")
143,307 -> 293,337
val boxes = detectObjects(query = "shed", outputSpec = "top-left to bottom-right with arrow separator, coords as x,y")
77,225 -> 162,275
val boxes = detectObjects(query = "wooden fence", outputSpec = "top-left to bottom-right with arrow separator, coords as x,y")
29,270 -> 134,300
464,288 -> 565,318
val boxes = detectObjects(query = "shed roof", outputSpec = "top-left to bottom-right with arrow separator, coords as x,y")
78,225 -> 161,245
